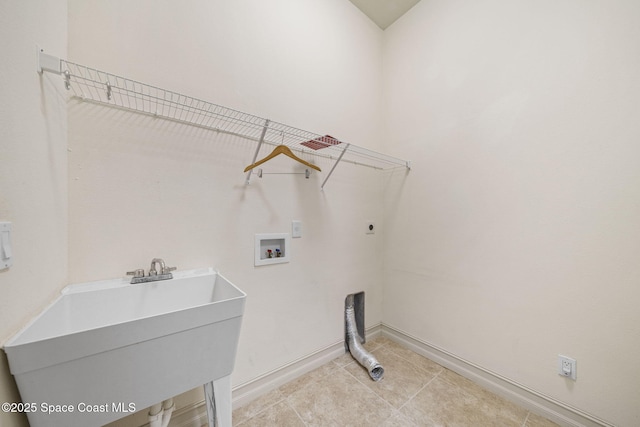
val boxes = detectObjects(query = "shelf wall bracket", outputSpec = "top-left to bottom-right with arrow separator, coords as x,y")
245,119 -> 270,185
321,143 -> 350,191
37,46 -> 61,75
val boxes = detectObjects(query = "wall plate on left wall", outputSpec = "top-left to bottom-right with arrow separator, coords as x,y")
1,222 -> 12,270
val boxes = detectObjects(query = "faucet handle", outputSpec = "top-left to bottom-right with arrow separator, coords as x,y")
126,268 -> 145,278
162,266 -> 177,275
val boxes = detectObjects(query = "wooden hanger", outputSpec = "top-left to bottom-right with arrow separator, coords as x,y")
244,145 -> 321,173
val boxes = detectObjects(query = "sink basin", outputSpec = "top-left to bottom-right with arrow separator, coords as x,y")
3,268 -> 246,427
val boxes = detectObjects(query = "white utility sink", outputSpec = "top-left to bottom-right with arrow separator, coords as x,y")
3,268 -> 246,427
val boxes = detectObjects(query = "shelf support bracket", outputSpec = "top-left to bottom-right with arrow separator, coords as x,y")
321,143 -> 350,191
246,119 -> 270,185
37,46 -> 61,75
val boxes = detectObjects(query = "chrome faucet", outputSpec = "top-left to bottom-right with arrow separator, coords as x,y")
149,258 -> 167,276
127,258 -> 176,284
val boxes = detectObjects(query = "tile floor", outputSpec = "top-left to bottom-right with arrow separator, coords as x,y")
232,337 -> 560,426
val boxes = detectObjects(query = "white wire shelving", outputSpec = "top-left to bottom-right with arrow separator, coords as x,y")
37,49 -> 410,189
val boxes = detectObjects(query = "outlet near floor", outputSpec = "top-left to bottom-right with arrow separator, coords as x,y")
558,355 -> 577,380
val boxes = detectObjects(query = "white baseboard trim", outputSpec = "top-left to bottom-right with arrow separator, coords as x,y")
157,323 -> 611,427
232,324 -> 382,409
231,340 -> 345,409
146,337 -> 351,427
157,325 -> 382,427
158,401 -> 207,427
380,324 -> 613,427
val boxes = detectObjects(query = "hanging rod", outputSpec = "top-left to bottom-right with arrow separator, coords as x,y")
37,48 -> 411,188
254,169 -> 312,179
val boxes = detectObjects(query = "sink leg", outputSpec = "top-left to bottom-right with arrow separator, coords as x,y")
204,376 -> 232,427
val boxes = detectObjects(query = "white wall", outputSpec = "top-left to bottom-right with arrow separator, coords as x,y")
67,0 -> 385,425
5,1 -> 638,426
0,1 -> 68,427
382,1 -> 640,426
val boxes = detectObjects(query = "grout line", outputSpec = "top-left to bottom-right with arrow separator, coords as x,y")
350,337 -> 444,420
284,399 -> 308,427
396,370 -> 439,413
382,325 -> 609,427
235,336 -> 553,427
233,390 -> 287,425
340,358 -> 398,415
380,336 -> 447,378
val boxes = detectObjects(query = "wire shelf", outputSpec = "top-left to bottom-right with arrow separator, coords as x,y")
58,59 -> 410,184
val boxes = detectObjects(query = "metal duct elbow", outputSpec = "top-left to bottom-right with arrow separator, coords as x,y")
345,297 -> 384,382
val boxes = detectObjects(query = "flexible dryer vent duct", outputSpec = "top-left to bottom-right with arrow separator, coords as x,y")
345,293 -> 384,381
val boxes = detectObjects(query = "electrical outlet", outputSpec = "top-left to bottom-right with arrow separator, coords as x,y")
558,355 -> 577,380
365,221 -> 375,234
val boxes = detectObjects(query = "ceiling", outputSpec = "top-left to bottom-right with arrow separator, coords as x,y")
348,0 -> 421,30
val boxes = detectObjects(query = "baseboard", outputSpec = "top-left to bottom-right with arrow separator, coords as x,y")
232,324 -> 382,409
159,323 -> 611,427
380,324 -> 613,427
151,325 -> 382,427
159,401 -> 207,427
140,335 -> 352,427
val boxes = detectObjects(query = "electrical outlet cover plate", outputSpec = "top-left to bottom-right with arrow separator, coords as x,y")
558,355 -> 577,380
0,222 -> 12,270
366,221 -> 375,234
292,220 -> 302,238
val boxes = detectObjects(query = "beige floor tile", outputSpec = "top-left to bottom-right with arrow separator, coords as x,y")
363,336 -> 392,351
343,347 -> 439,409
525,412 -> 561,427
401,376 -> 527,427
286,369 -> 394,426
381,410 -> 426,426
232,388 -> 285,426
437,368 -> 530,425
383,341 -> 444,377
278,361 -> 341,397
438,367 -> 488,395
331,350 -> 355,368
234,400 -> 305,427
234,338 -> 559,427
